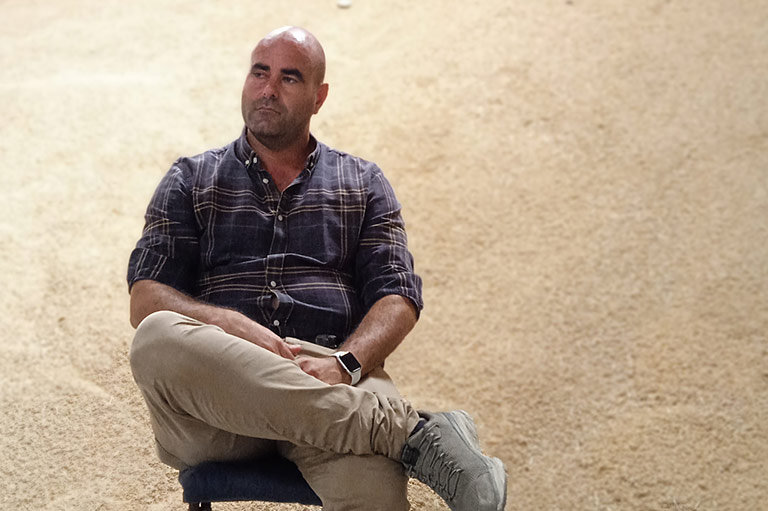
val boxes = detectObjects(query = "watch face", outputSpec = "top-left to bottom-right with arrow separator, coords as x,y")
340,352 -> 361,372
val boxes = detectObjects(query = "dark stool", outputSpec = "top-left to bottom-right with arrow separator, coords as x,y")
179,456 -> 321,510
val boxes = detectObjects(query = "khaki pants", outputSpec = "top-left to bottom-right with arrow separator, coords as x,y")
129,310 -> 421,511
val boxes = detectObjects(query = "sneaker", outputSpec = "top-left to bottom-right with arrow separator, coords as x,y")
401,410 -> 507,511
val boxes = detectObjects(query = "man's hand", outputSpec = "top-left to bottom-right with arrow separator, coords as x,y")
243,324 -> 303,360
224,309 -> 302,360
296,355 -> 351,385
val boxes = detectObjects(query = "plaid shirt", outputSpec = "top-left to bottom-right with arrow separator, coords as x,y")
127,129 -> 423,343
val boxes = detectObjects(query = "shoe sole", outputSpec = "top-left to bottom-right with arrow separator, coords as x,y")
445,411 -> 508,511
487,456 -> 508,511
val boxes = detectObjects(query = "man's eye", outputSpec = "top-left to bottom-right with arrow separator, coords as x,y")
283,76 -> 297,84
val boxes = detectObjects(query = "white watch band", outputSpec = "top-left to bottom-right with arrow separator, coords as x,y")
333,351 -> 362,385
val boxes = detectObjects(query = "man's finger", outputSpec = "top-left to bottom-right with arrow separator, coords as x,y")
297,358 -> 319,377
277,341 -> 298,360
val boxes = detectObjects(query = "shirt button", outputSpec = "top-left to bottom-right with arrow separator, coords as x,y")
273,320 -> 280,326
270,281 -> 277,288
245,159 -> 250,165
277,214 -> 284,221
262,178 -> 269,184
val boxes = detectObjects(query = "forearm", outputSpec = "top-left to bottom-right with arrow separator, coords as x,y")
130,279 -> 231,329
342,294 -> 418,377
129,279 -> 300,359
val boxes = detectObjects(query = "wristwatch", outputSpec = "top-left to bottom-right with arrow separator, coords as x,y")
333,351 -> 362,385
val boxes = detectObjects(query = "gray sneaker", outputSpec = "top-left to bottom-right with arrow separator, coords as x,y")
401,410 -> 507,511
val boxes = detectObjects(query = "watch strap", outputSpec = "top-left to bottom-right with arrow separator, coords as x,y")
333,351 -> 362,385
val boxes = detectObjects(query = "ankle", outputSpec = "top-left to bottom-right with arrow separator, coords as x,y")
410,417 -> 427,436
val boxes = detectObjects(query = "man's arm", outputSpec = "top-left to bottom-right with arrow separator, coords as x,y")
297,294 -> 418,384
130,279 -> 301,360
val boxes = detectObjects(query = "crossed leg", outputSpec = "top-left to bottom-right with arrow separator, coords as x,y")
129,310 -> 417,509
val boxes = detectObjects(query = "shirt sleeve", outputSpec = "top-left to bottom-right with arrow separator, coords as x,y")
126,162 -> 200,294
355,166 -> 424,314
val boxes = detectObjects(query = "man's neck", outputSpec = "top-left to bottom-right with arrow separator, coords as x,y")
246,129 -> 314,191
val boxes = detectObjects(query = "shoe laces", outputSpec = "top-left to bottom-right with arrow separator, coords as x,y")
404,426 -> 463,501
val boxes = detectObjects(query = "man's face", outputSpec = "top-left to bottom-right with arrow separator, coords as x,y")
241,37 -> 327,150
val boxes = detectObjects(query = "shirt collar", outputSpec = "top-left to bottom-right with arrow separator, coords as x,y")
235,127 -> 321,174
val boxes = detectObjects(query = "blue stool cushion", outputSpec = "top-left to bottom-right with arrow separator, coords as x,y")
179,456 -> 321,506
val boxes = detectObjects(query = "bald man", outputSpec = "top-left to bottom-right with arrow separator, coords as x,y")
128,27 -> 506,511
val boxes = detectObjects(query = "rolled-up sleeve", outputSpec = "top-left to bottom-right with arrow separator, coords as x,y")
127,162 -> 200,294
355,167 -> 423,315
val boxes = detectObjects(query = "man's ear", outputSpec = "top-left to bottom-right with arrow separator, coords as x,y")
314,83 -> 329,114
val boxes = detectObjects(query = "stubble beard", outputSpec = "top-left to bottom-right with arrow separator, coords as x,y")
243,100 -> 293,150
244,105 -> 312,152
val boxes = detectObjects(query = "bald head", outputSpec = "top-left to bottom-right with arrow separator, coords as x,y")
241,26 -> 330,152
255,26 -> 326,85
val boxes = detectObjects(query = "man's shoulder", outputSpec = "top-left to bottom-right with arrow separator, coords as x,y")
173,140 -> 238,173
166,139 -> 246,191
316,141 -> 382,178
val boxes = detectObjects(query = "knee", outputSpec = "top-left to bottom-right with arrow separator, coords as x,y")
129,310 -> 186,383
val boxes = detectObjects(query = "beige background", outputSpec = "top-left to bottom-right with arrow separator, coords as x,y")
2,1 -> 767,510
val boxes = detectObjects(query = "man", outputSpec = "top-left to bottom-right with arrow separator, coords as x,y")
128,26 -> 506,511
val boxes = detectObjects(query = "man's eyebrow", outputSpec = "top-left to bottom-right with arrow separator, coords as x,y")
250,63 -> 305,82
281,68 -> 305,82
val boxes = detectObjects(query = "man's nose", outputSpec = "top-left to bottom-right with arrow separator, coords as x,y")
262,77 -> 279,98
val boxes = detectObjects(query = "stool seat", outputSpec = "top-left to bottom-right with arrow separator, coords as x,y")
179,456 -> 321,509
